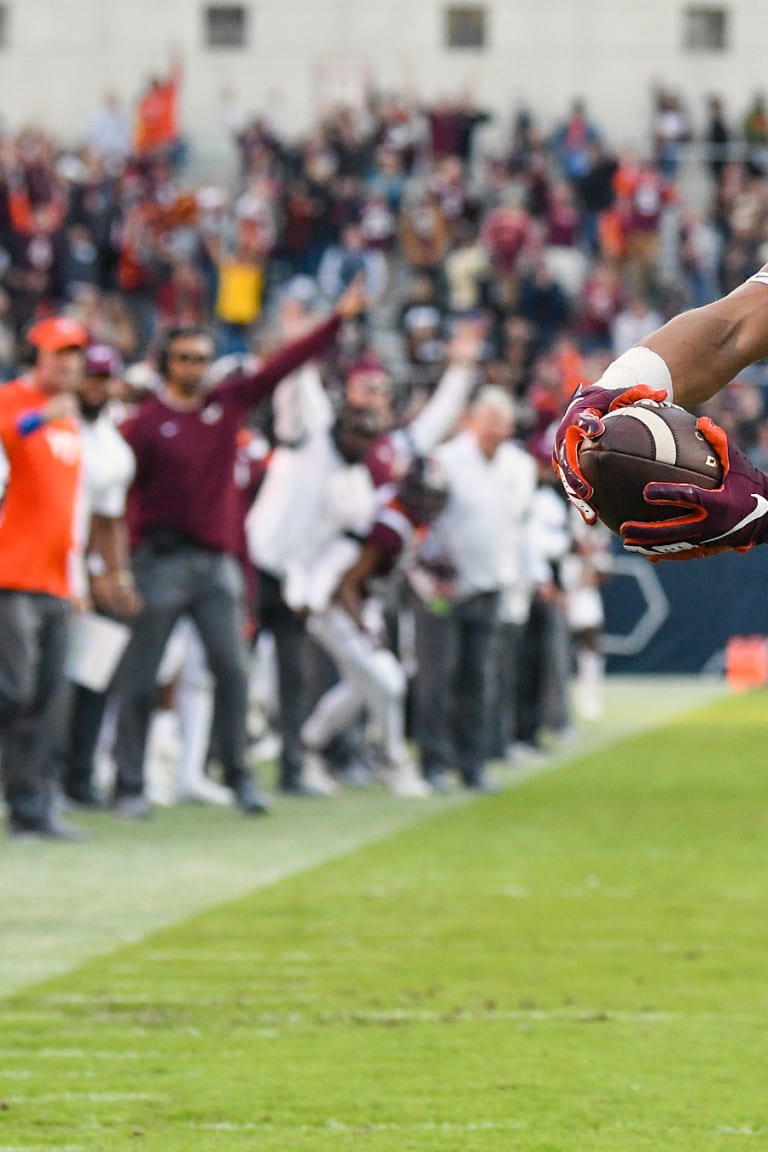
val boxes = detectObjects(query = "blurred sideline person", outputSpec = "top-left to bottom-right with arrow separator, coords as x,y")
325,454 -> 452,788
562,515 -> 613,723
61,343 -> 141,808
553,261 -> 768,561
487,413 -> 538,761
0,316 -> 89,839
516,450 -> 574,754
111,277 -> 367,818
247,316 -> 485,795
248,401 -> 388,795
410,387 -> 517,792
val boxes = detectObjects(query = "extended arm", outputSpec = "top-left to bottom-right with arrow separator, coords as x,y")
226,274 -> 367,411
404,318 -> 485,455
640,274 -> 768,407
553,271 -> 768,530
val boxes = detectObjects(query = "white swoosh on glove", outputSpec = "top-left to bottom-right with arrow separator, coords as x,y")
709,492 -> 768,544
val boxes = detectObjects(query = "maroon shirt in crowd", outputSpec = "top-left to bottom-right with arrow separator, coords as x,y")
122,314 -> 341,555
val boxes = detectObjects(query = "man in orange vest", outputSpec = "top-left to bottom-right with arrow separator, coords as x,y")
0,315 -> 90,839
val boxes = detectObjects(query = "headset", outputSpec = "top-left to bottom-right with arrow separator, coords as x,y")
156,325 -> 213,377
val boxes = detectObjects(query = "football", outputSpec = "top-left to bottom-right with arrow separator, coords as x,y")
577,400 -> 724,535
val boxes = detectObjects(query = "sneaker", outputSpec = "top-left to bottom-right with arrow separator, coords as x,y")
337,760 -> 374,789
462,771 -> 501,794
248,731 -> 282,763
382,758 -> 433,798
62,783 -> 104,810
233,778 -> 271,815
507,742 -> 548,765
9,814 -> 89,842
301,751 -> 338,797
177,777 -> 233,807
112,795 -> 152,821
279,778 -> 330,799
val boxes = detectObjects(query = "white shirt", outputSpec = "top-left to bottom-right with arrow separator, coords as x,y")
246,430 -> 377,615
527,482 -> 573,586
398,365 -> 474,459
70,410 -> 136,597
267,361 -> 474,461
272,363 -> 334,444
496,441 -> 538,623
427,432 -> 526,598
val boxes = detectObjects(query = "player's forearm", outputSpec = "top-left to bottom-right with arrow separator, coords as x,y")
241,313 -> 342,403
88,514 -> 131,577
640,277 -> 768,408
406,365 -> 474,455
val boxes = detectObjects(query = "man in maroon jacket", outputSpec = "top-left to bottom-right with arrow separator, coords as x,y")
112,277 -> 366,817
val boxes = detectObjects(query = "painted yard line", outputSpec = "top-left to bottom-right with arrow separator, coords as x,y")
0,1048 -> 163,1059
190,1120 -> 531,1133
0,1147 -> 83,1152
0,1093 -> 160,1103
5,1007 -> 760,1031
0,676 -> 728,1002
186,1119 -> 767,1136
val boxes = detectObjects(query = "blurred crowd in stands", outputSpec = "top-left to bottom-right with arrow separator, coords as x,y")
2,66 -> 768,836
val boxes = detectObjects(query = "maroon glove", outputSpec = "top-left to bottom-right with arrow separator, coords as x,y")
621,417 -> 768,560
553,382 -> 669,523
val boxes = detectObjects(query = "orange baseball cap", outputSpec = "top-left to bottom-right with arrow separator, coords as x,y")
27,316 -> 89,352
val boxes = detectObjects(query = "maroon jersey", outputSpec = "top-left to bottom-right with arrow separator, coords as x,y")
122,314 -> 341,554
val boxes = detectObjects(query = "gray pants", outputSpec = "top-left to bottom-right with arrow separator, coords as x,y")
0,591 -> 71,824
256,570 -> 307,790
490,619 -> 526,756
517,596 -> 572,744
113,543 -> 250,799
412,590 -> 499,785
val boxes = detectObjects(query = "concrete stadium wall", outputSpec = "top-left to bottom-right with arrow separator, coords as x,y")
0,0 -> 766,172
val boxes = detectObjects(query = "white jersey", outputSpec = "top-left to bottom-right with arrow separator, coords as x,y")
246,429 -> 377,615
69,410 -> 136,598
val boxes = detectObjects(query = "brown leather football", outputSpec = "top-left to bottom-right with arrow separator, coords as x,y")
578,401 -> 724,535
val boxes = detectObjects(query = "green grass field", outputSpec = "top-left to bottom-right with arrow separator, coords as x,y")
2,677 -> 767,1151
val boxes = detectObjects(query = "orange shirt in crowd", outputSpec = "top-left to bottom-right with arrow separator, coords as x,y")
134,70 -> 180,154
0,380 -> 82,598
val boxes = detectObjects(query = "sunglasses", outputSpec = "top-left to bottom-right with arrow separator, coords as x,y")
170,351 -> 212,365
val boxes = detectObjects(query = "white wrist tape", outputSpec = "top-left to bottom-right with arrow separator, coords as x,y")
597,346 -> 673,401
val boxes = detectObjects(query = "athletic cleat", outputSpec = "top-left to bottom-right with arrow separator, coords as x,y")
301,751 -> 338,797
381,758 -> 433,798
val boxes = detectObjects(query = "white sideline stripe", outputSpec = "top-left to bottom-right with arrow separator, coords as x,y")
190,1119 -> 530,1133
2,1092 -> 159,1103
3,1005 -> 758,1031
604,405 -> 677,464
190,1118 -> 766,1137
0,1070 -> 94,1079
0,1049 -> 159,1059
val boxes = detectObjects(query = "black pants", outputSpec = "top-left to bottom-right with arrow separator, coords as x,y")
412,590 -> 499,785
63,682 -> 109,796
113,545 -> 250,799
256,570 -> 308,790
0,591 -> 71,824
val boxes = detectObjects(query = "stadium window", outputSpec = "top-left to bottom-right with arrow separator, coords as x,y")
203,4 -> 249,49
683,6 -> 728,51
445,5 -> 487,50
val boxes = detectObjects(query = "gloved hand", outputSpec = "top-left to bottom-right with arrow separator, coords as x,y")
553,382 -> 669,523
621,417 -> 768,560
